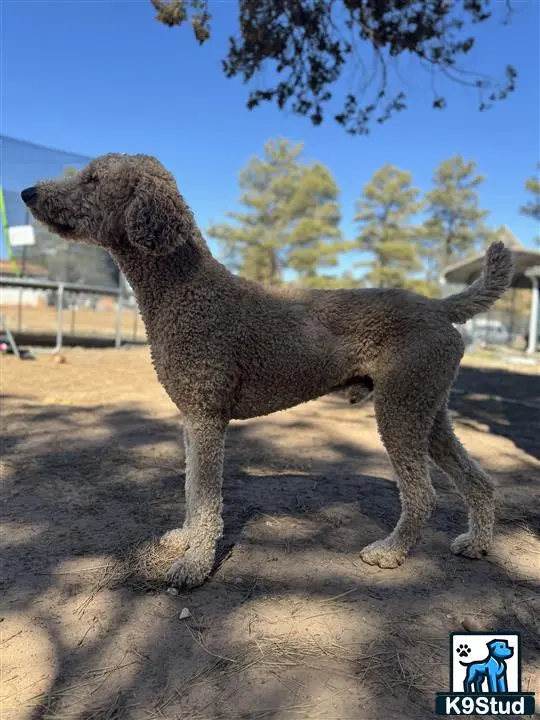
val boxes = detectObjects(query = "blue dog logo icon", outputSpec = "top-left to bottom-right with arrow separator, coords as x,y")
459,639 -> 514,693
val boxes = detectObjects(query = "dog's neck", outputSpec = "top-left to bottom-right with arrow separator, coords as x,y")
109,234 -> 226,326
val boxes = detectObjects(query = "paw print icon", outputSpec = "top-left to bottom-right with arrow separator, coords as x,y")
456,644 -> 471,658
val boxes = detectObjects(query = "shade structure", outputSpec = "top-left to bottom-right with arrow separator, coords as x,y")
440,248 -> 540,355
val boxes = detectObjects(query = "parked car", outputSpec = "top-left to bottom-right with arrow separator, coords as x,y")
467,319 -> 510,346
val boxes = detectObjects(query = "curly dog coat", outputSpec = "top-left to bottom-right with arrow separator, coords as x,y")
22,153 -> 514,588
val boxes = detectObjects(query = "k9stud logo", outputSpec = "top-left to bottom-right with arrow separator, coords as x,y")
435,632 -> 535,715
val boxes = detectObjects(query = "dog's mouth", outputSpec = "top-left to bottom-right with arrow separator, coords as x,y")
24,204 -> 76,238
56,222 -> 75,235
46,220 -> 77,238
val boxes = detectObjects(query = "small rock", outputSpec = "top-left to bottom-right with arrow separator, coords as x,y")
53,353 -> 66,364
461,615 -> 483,632
179,607 -> 191,619
166,587 -> 179,596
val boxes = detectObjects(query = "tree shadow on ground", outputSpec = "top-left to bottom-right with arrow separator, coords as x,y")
450,365 -> 540,460
2,380 -> 539,720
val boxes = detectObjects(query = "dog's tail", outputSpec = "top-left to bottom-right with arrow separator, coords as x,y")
437,241 -> 514,324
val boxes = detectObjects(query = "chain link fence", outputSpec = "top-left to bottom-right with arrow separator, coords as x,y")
0,136 -> 144,348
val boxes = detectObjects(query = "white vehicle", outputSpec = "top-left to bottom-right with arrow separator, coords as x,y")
467,318 -> 510,345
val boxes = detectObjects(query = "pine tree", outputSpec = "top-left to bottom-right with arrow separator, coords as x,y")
520,165 -> 540,247
421,155 -> 491,281
295,270 -> 362,290
353,164 -> 422,289
207,139 -> 345,284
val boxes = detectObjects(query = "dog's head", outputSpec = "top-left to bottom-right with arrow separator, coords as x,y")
487,639 -> 513,660
21,153 -> 195,256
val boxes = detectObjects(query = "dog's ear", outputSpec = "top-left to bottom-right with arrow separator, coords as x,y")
125,177 -> 192,255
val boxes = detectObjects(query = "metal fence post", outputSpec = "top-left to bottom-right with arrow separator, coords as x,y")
526,272 -> 539,355
115,286 -> 123,349
55,283 -> 64,353
17,287 -> 23,331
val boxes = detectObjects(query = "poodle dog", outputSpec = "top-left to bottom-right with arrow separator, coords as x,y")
21,153 -> 514,588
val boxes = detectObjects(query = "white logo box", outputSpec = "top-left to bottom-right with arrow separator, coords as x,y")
451,633 -> 520,693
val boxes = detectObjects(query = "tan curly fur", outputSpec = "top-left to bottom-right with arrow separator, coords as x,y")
22,153 -> 514,587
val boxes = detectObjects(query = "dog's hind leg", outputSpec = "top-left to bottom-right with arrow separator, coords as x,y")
463,671 -> 474,694
429,406 -> 495,558
360,337 -> 464,569
161,416 -> 227,588
360,379 -> 440,568
360,429 -> 435,568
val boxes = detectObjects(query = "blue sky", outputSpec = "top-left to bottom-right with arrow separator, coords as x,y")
1,0 -> 539,271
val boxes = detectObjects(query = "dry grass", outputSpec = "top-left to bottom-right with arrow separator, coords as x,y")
91,539 -> 182,595
1,304 -> 146,341
149,620 -> 443,720
151,616 -> 445,719
23,660 -> 140,720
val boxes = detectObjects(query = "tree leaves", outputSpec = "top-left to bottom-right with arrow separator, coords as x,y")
151,0 -> 210,43
520,164 -> 540,247
153,0 -> 517,135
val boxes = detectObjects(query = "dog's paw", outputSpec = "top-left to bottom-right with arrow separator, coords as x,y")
160,528 -> 191,554
457,644 -> 471,658
451,533 -> 489,559
360,539 -> 407,569
166,550 -> 213,589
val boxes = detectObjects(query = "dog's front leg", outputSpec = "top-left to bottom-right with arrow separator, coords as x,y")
161,416 -> 227,588
496,671 -> 507,693
486,665 -> 501,693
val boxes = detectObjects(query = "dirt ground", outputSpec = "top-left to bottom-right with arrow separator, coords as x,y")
1,347 -> 539,720
1,305 -> 146,343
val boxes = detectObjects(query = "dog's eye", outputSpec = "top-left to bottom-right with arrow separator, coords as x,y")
85,175 -> 99,185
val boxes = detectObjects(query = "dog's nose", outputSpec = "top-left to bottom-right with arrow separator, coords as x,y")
21,186 -> 38,205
